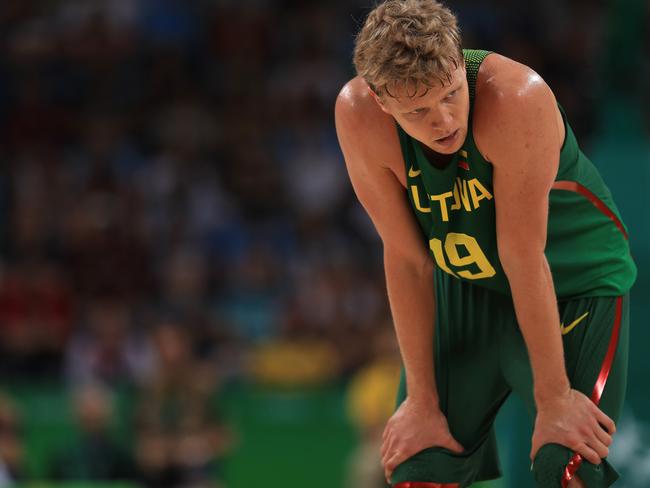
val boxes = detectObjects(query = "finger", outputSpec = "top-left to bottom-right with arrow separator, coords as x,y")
381,423 -> 395,459
530,436 -> 541,461
382,450 -> 390,472
381,435 -> 395,464
381,445 -> 394,470
441,435 -> 464,454
384,454 -> 396,484
384,450 -> 406,484
594,408 -> 616,435
380,435 -> 390,459
576,442 -> 601,465
588,435 -> 610,460
382,423 -> 391,442
593,421 -> 613,448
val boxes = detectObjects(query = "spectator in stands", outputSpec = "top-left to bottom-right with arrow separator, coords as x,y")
65,297 -> 154,387
0,260 -> 73,378
134,321 -> 233,488
0,393 -> 23,485
50,383 -> 135,481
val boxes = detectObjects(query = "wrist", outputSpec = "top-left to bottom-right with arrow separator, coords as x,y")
534,377 -> 571,407
407,388 -> 440,408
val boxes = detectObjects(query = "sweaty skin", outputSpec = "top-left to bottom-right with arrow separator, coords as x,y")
335,53 -> 614,487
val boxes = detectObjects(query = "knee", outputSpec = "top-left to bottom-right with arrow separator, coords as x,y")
532,443 -> 575,487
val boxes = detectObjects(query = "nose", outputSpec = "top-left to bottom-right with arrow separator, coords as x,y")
430,107 -> 453,132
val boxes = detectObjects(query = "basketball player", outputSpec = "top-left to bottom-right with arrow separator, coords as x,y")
334,1 -> 637,487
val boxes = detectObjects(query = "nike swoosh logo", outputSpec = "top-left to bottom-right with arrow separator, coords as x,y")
560,311 -> 589,335
408,166 -> 421,178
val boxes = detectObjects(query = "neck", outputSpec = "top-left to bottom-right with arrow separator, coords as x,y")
420,142 -> 455,169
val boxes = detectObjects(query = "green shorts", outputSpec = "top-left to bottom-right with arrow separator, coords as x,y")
392,270 -> 630,488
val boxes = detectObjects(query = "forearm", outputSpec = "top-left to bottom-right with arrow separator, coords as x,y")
504,254 -> 570,405
384,247 -> 438,403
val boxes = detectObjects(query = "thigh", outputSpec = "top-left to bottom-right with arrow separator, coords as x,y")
391,271 -> 511,486
501,294 -> 629,487
502,294 -> 629,420
561,295 -> 629,422
561,294 -> 628,486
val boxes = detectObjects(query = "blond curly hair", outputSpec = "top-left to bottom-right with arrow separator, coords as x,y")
353,0 -> 463,98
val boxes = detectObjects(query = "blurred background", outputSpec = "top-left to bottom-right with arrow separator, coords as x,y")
0,1 -> 647,487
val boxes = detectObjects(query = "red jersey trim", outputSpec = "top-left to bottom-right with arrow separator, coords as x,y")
552,181 -> 628,240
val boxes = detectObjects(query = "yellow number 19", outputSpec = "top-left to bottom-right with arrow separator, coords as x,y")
429,232 -> 496,280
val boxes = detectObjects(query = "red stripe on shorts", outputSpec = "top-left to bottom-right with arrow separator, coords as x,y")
561,296 -> 624,487
552,181 -> 628,240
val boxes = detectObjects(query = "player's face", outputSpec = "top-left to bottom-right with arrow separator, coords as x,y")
374,64 -> 469,155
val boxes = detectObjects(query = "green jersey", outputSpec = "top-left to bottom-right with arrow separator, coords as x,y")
398,49 -> 637,298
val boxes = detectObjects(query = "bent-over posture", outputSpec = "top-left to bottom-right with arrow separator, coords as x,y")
335,1 -> 636,487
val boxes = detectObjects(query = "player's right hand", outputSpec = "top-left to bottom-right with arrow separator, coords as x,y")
381,395 -> 464,484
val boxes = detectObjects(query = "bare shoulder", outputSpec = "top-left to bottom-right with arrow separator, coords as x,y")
335,77 -> 405,182
475,53 -> 551,111
335,77 -> 430,266
473,53 -> 564,162
335,76 -> 389,131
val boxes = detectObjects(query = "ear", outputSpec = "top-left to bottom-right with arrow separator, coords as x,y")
367,86 -> 392,115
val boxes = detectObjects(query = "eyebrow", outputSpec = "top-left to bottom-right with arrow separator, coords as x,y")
400,83 -> 460,114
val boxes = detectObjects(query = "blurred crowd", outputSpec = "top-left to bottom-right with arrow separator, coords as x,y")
0,0 -> 626,486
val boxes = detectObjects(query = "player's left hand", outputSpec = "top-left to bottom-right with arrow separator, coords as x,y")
531,388 -> 616,465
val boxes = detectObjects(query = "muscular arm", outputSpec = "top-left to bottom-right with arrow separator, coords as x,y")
475,58 -> 615,465
336,78 -> 464,483
476,65 -> 569,404
335,78 -> 438,402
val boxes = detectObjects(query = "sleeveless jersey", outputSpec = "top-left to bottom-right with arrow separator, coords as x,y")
398,49 -> 637,298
